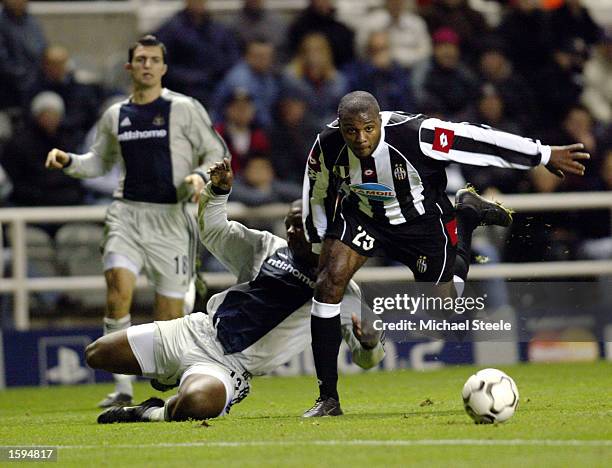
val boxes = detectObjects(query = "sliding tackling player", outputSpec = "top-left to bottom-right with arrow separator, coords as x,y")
87,159 -> 385,422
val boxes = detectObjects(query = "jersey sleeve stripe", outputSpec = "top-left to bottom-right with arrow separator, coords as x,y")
420,128 -> 539,167
419,118 -> 544,169
420,142 -> 532,169
303,135 -> 326,243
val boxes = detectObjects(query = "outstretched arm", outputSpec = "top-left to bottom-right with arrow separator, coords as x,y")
45,107 -> 118,178
418,118 -> 589,177
198,159 -> 283,281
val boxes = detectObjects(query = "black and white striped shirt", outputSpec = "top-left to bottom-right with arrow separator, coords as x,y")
303,111 -> 551,245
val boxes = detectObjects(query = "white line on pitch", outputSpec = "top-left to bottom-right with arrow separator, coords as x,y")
51,439 -> 612,449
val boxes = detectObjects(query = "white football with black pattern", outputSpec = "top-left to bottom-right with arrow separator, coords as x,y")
462,368 -> 519,424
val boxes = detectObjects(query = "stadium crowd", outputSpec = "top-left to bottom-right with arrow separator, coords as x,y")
0,0 -> 610,276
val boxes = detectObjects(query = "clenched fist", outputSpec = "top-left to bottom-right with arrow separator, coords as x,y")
45,148 -> 70,169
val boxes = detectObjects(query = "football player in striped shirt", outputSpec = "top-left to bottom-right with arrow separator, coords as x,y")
302,90 -> 590,416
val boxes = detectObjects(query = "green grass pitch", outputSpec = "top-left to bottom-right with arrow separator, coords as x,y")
1,362 -> 610,467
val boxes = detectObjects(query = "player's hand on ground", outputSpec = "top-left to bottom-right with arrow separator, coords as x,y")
184,173 -> 206,203
45,148 -> 70,169
351,313 -> 379,350
546,143 -> 590,178
207,158 -> 233,191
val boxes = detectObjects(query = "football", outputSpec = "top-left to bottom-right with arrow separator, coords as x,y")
462,368 -> 519,424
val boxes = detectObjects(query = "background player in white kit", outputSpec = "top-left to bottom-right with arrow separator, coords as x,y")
86,159 -> 385,422
45,35 -> 229,407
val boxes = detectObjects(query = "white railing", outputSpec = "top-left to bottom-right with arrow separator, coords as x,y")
1,192 -> 612,330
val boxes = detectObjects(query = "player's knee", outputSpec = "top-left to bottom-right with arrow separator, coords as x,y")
85,339 -> 105,369
85,334 -> 120,370
172,376 -> 226,420
176,391 -> 221,420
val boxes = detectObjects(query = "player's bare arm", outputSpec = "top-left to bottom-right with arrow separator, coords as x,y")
546,143 -> 590,178
45,148 -> 70,169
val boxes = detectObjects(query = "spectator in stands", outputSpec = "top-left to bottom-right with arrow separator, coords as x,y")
154,0 -> 240,106
534,38 -> 588,130
474,84 -> 522,135
550,0 -> 602,50
269,87 -> 319,184
287,0 -> 355,68
577,148 -> 612,260
477,39 -> 537,132
0,111 -> 11,178
2,91 -> 83,210
283,32 -> 348,128
0,161 -> 11,204
496,0 -> 552,85
355,0 -> 432,70
345,30 -> 416,113
214,88 -> 271,175
505,108 -> 606,263
230,155 -> 302,207
420,0 -> 488,65
461,84 -> 524,194
545,105 -> 602,192
230,0 -> 287,55
581,29 -> 612,124
212,37 -> 279,129
0,0 -> 47,111
30,46 -> 105,151
504,165 -> 579,263
412,27 -> 478,120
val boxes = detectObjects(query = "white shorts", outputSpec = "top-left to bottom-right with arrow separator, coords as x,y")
102,199 -> 198,298
126,313 -> 250,416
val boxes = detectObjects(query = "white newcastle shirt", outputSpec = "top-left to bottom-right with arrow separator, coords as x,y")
64,88 -> 229,204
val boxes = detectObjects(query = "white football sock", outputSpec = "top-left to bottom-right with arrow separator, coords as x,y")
142,406 -> 166,422
453,275 -> 465,297
311,299 -> 341,318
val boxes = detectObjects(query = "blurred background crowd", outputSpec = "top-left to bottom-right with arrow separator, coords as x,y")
0,0 -> 611,294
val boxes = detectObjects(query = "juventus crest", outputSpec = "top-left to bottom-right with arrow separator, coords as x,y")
393,164 -> 407,180
416,255 -> 428,273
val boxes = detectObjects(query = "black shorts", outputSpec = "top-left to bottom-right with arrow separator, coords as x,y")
326,207 -> 457,283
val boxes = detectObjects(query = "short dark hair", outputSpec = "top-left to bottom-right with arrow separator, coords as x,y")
128,35 -> 167,63
338,91 -> 380,120
290,199 -> 302,211
246,34 -> 273,47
